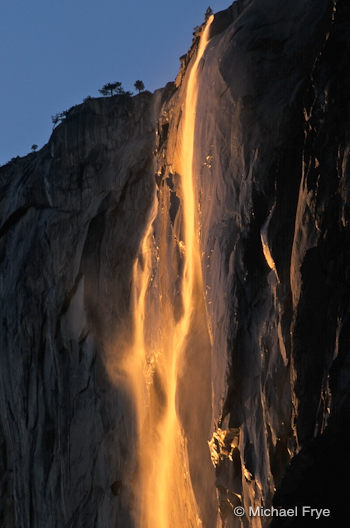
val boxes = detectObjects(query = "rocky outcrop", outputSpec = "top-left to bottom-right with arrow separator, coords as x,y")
0,92 -> 164,527
1,0 -> 349,527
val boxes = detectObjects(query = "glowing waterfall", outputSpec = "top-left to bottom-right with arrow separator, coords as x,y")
121,16 -> 214,528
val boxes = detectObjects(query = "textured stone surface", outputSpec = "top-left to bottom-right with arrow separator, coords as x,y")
1,0 -> 349,526
0,92 -> 164,527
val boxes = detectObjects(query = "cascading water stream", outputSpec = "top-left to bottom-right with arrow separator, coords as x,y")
121,16 -> 215,528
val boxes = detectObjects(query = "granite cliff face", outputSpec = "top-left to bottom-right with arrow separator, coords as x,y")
1,0 -> 349,527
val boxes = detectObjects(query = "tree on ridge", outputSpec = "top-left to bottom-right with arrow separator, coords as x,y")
134,80 -> 145,93
98,82 -> 124,96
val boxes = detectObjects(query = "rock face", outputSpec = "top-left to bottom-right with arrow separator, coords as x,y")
1,0 -> 349,527
0,93 -> 163,527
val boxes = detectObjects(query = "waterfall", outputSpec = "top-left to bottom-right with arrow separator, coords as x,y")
121,16 -> 216,528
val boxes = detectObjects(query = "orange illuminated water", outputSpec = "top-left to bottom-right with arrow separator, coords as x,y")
120,16 -> 215,528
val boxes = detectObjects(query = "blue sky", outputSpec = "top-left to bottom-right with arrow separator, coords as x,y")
0,0 -> 232,165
